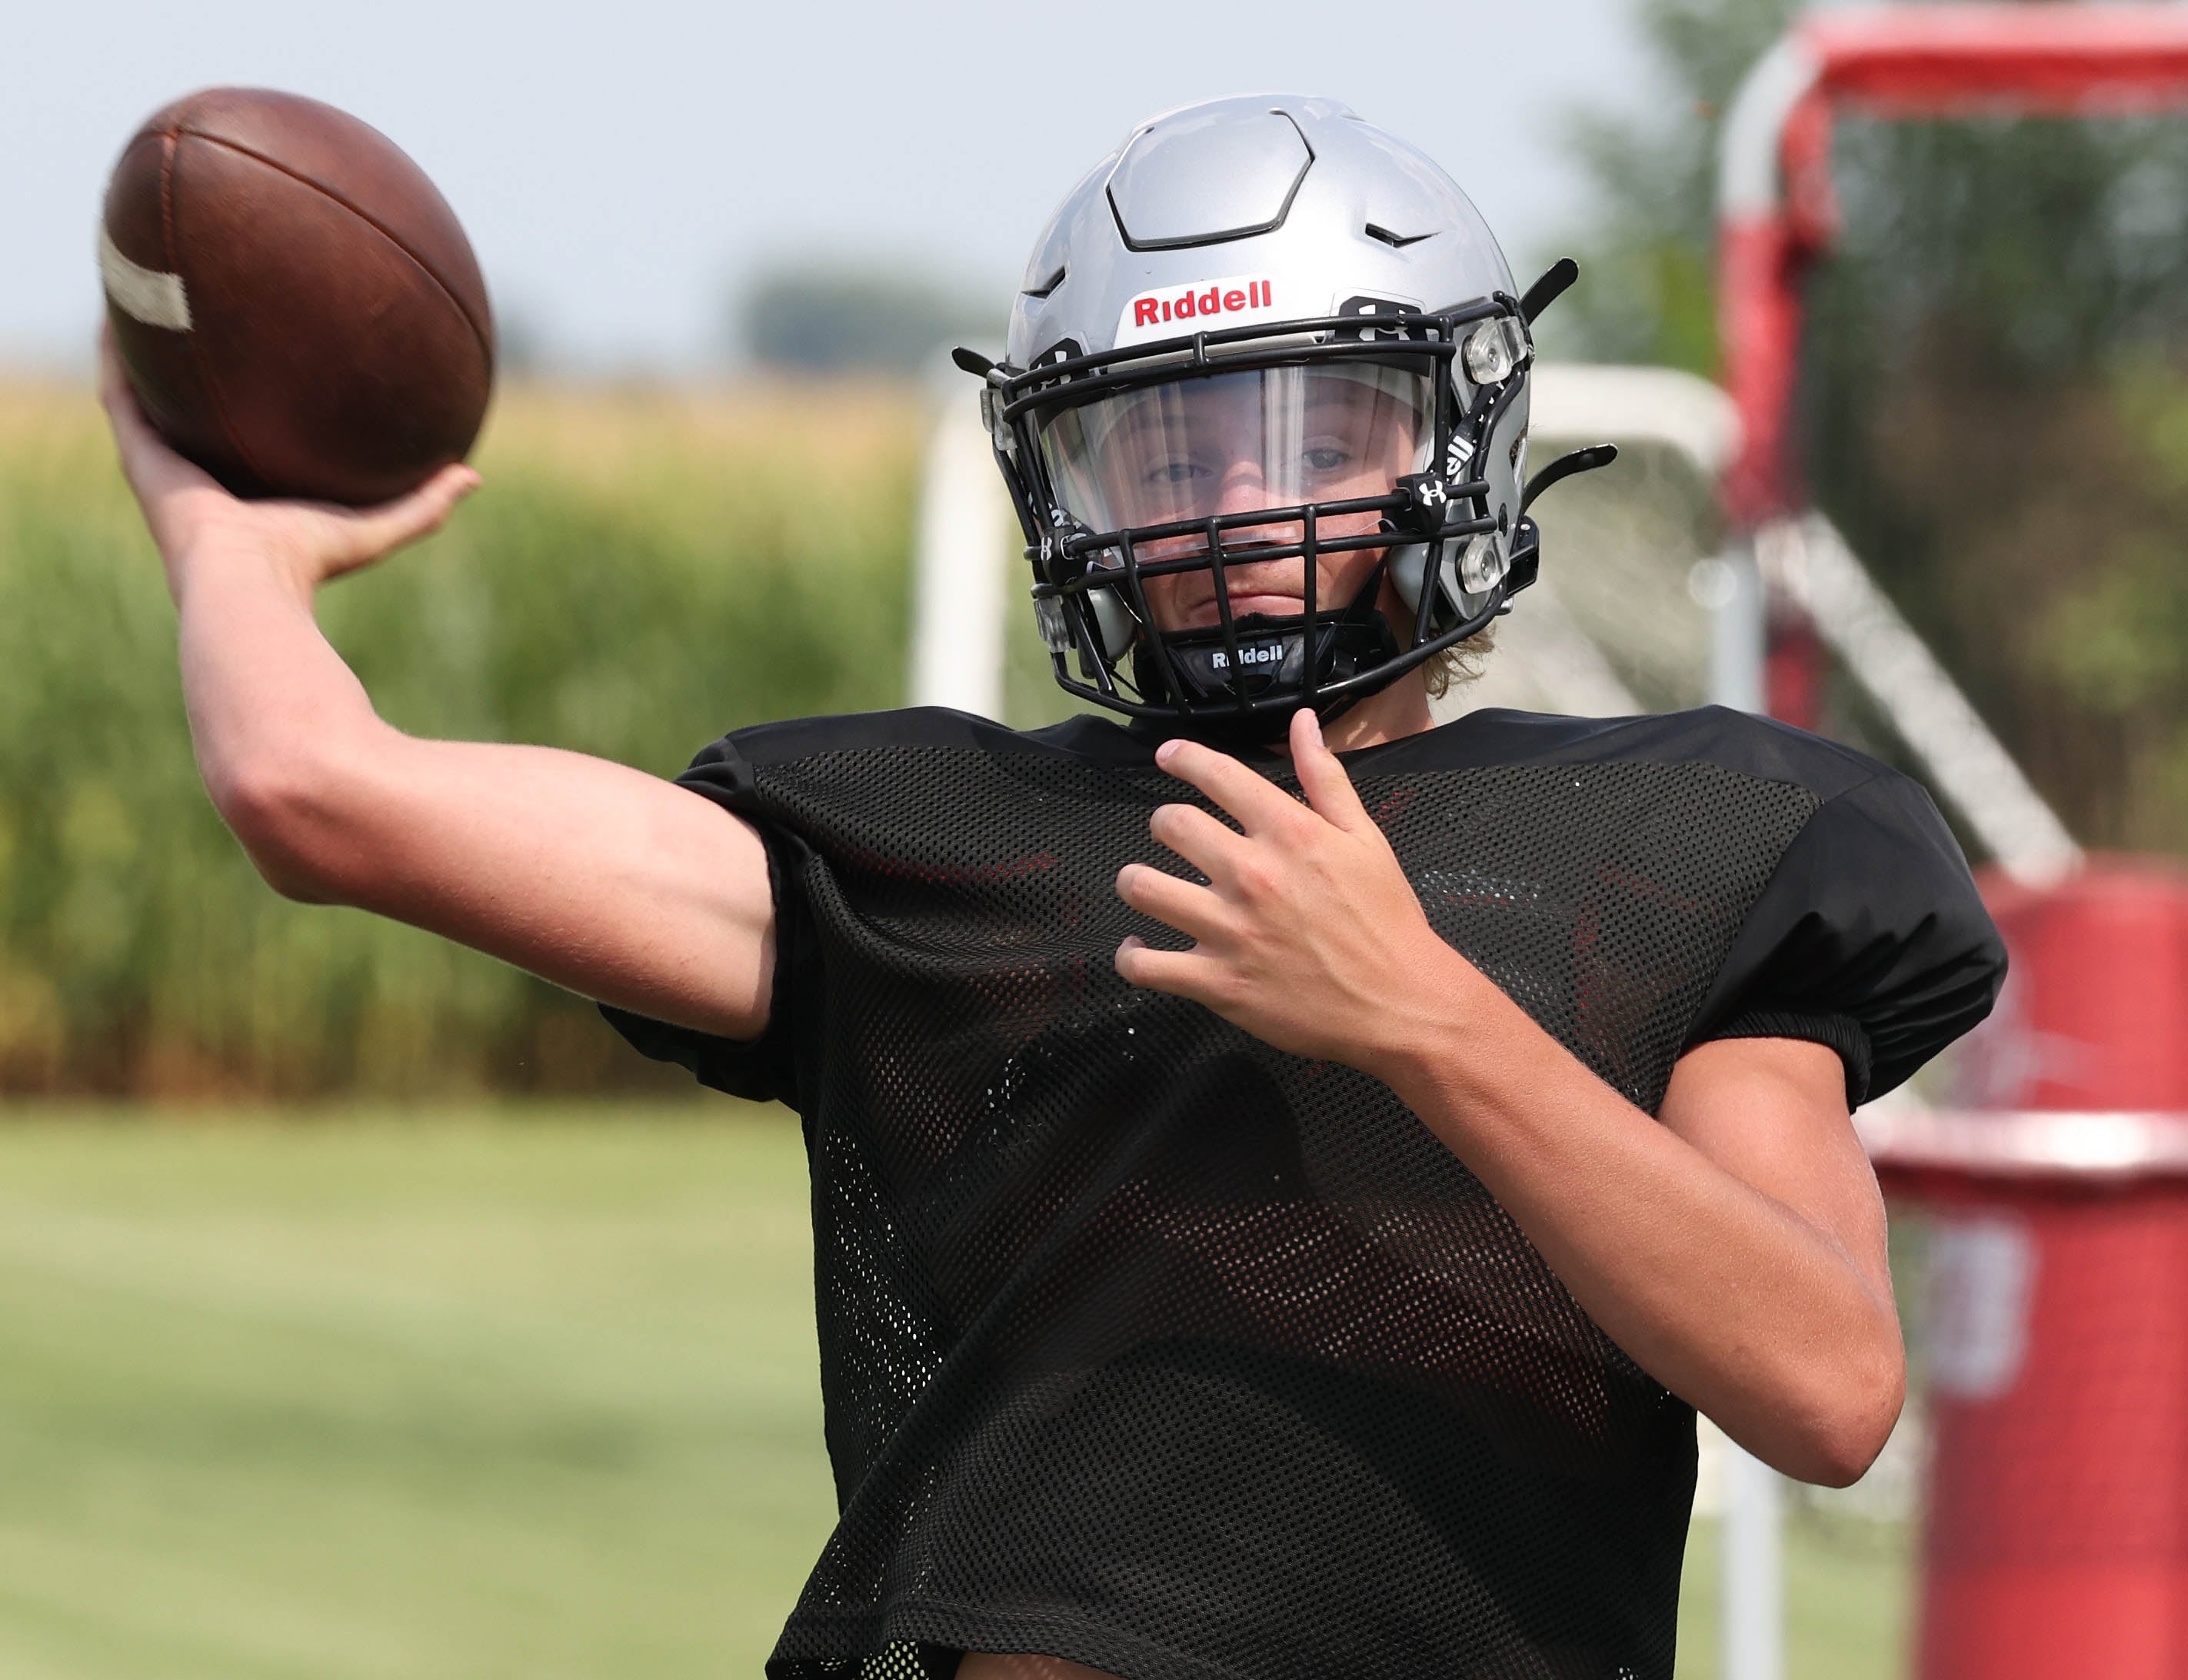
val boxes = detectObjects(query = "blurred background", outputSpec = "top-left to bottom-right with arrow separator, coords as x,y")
4,0 -> 2186,1674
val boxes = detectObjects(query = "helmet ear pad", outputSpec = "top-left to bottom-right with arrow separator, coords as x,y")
1388,540 -> 1434,615
1389,538 -> 1496,636
1387,539 -> 1434,618
1482,381 -> 1530,549
1087,585 -> 1136,660
1389,375 -> 1531,638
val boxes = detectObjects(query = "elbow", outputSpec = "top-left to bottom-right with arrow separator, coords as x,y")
1775,1341 -> 1907,1489
211,747 -> 358,904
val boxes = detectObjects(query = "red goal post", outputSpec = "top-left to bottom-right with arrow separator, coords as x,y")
1719,3 -> 2188,526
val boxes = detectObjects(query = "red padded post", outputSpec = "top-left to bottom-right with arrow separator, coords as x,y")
1874,861 -> 2188,1678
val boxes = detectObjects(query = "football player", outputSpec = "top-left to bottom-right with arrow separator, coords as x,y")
104,95 -> 2003,1680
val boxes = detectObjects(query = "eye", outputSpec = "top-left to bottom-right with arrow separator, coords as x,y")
1147,460 -> 1210,486
1303,446 -> 1350,472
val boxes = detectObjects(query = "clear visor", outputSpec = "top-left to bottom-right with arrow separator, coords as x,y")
1036,362 -> 1434,538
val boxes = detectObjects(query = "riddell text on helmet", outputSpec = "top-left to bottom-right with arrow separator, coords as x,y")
1114,274 -> 1280,346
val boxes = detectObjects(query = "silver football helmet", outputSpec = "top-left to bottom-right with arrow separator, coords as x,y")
957,94 -> 1611,737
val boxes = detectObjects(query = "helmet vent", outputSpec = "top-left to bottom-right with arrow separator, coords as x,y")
1024,265 -> 1067,300
1107,108 -> 1314,251
1364,222 -> 1433,250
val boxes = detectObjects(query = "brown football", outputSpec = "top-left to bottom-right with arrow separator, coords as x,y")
101,88 -> 493,505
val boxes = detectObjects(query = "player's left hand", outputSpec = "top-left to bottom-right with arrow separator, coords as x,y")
1114,707 -> 1463,1075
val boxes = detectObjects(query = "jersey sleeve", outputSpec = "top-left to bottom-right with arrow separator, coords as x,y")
595,734 -> 808,1108
1686,769 -> 2006,1107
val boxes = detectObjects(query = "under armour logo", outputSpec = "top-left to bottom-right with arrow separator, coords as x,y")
1394,472 -> 1459,536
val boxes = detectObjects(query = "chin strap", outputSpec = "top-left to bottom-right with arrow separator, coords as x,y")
1127,565 -> 1399,736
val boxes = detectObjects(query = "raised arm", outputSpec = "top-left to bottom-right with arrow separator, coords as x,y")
101,334 -> 775,1041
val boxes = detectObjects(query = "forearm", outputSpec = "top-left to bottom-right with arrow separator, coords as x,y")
168,541 -> 385,876
1376,945 -> 1902,1483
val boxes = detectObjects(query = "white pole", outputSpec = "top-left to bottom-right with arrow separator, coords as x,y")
1719,36 -> 1823,222
909,352 -> 1011,717
1697,530 -> 1783,1680
1723,1442 -> 1785,1680
1760,513 -> 2082,887
1692,545 -> 1765,716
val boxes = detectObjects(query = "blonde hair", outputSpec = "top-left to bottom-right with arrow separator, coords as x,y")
1420,621 -> 1497,700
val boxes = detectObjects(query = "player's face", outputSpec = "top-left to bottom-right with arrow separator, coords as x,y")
1041,364 -> 1431,634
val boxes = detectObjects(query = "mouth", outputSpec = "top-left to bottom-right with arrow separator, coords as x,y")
1163,544 -> 1310,631
1178,593 -> 1306,630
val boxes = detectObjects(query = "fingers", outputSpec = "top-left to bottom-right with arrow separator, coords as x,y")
1154,714 -> 1374,840
98,324 -> 220,508
96,324 -> 133,418
1114,933 -> 1220,1000
323,464 -> 481,572
1154,737 -> 1302,835
97,325 -> 158,456
1288,708 -> 1374,833
1148,800 -> 1251,881
1117,861 -> 1232,944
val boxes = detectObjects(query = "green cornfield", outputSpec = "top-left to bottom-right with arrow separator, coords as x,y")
0,381 -> 926,1096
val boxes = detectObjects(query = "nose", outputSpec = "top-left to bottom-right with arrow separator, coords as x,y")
1211,457 -> 1306,562
1214,459 -> 1270,519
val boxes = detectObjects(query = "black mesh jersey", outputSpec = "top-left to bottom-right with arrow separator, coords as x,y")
601,704 -> 2004,1680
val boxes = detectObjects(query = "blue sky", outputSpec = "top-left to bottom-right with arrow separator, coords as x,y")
4,0 -> 1660,372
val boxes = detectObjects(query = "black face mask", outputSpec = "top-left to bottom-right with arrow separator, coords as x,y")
964,276 -> 1610,737
1125,568 -> 1404,743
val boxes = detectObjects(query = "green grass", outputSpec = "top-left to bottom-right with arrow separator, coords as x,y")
1677,1515 -> 1910,1680
0,1106 -> 834,1680
0,1108 -> 1907,1679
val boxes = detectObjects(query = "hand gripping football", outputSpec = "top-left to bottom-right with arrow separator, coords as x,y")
99,87 -> 494,505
